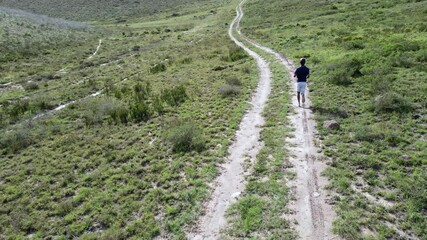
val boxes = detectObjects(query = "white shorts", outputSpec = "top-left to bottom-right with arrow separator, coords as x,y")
297,82 -> 307,94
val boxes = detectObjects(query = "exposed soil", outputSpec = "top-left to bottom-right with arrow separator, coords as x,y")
187,2 -> 272,239
88,39 -> 102,59
189,0 -> 338,239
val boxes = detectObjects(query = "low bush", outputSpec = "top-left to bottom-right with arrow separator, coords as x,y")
342,40 -> 365,50
161,85 -> 187,106
369,75 -> 395,95
130,102 -> 151,122
374,91 -> 412,113
218,84 -> 241,97
133,82 -> 151,102
327,69 -> 353,86
33,96 -> 56,111
354,125 -> 385,142
110,106 -> 129,124
23,82 -> 39,91
7,100 -> 30,121
225,76 -> 242,86
179,57 -> 192,64
226,46 -> 247,62
0,126 -> 34,153
149,63 -> 167,74
389,53 -> 414,68
327,57 -> 363,85
80,97 -> 127,126
166,120 -> 205,152
152,95 -> 165,114
415,49 -> 427,62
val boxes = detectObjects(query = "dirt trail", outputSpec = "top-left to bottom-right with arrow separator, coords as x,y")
88,39 -> 102,59
230,1 -> 338,239
188,2 -> 272,239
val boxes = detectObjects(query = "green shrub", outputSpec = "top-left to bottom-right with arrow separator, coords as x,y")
227,46 -> 247,62
0,126 -> 34,153
225,76 -> 242,86
179,57 -> 192,64
57,200 -> 73,216
354,125 -> 385,142
384,38 -> 420,54
416,49 -> 427,62
81,97 -> 127,126
8,99 -> 30,121
166,120 -> 205,152
23,82 -> 39,91
133,82 -> 151,102
149,63 -> 167,74
389,53 -> 414,68
369,75 -> 395,95
161,85 -> 188,106
218,84 -> 241,97
374,91 -> 412,113
342,40 -> 365,50
110,106 -> 129,124
152,95 -> 165,114
130,102 -> 151,122
327,57 -> 363,85
327,69 -> 353,86
33,96 -> 55,111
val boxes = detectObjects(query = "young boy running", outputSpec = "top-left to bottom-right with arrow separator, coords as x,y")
294,58 -> 310,107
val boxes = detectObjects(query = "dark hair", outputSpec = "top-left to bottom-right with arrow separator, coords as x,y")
300,58 -> 306,65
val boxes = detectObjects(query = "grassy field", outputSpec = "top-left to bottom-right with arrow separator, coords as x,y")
0,0 -> 265,238
238,0 -> 427,239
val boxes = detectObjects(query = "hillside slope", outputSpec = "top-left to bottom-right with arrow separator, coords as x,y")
0,7 -> 92,63
0,0 -> 217,21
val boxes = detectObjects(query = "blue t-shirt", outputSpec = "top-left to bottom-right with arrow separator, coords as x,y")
295,66 -> 310,82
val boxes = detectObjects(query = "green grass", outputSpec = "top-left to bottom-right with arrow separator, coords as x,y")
238,0 -> 427,239
0,0 -> 261,238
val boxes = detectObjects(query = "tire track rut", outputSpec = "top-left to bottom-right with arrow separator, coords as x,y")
187,1 -> 272,239
234,1 -> 340,236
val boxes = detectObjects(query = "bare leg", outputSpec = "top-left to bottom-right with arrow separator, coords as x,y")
297,92 -> 301,107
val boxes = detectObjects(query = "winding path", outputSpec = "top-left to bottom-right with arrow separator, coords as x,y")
88,39 -> 102,59
190,0 -> 337,239
235,1 -> 338,239
188,1 -> 272,239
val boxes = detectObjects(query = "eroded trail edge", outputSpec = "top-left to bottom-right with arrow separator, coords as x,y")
235,0 -> 338,239
188,2 -> 272,239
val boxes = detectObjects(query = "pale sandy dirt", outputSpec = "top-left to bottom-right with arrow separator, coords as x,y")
88,39 -> 102,59
187,1 -> 272,239
188,0 -> 339,239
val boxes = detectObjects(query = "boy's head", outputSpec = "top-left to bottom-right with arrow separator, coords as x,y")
300,58 -> 306,65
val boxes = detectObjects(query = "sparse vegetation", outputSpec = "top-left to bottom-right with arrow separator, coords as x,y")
165,119 -> 206,152
238,0 -> 427,238
224,58 -> 296,238
0,0 -> 258,238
